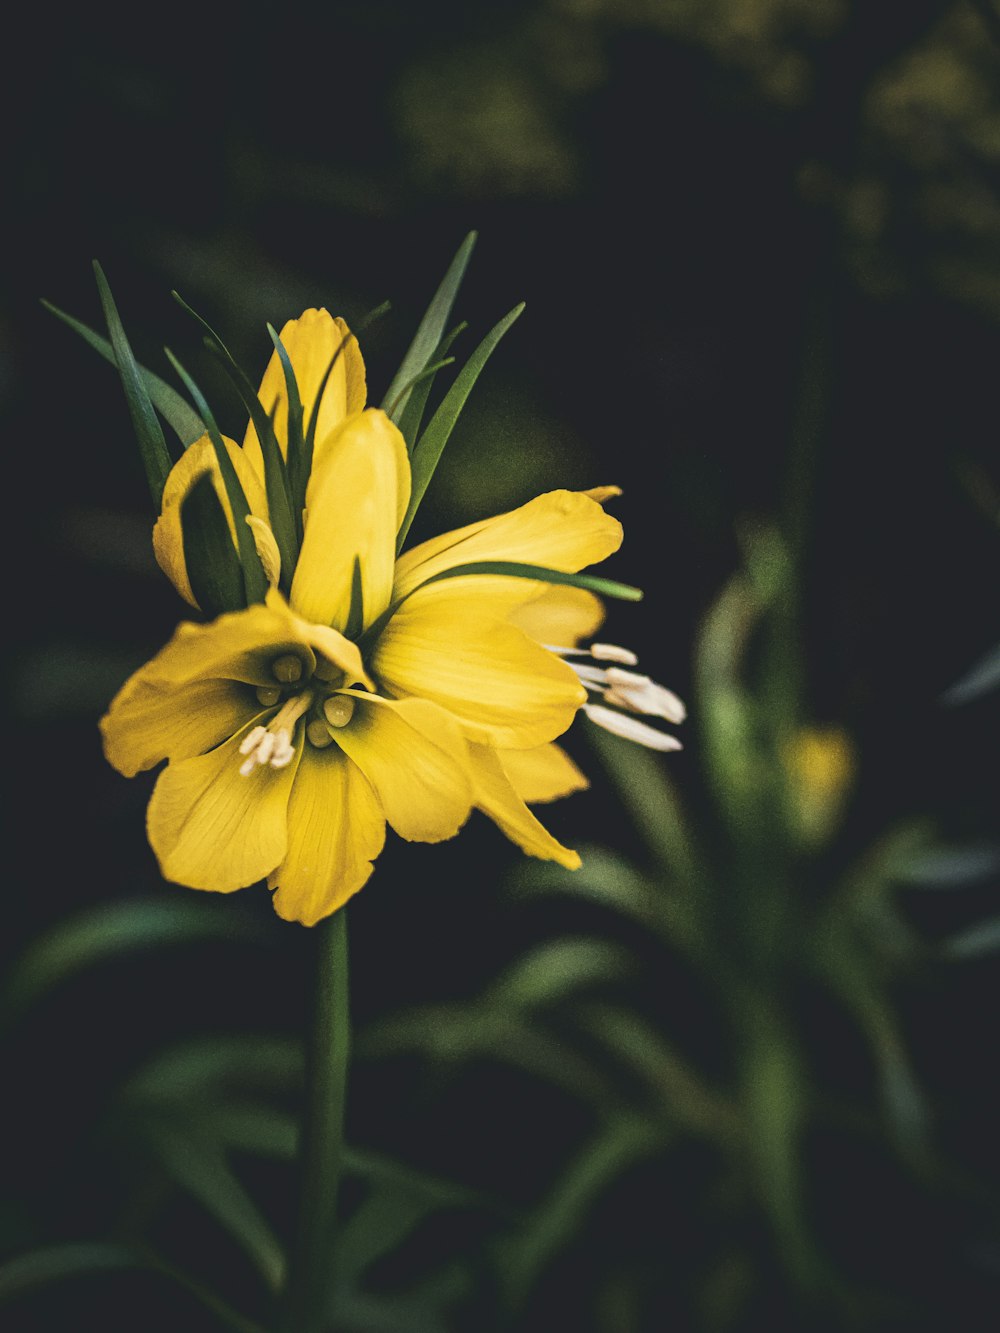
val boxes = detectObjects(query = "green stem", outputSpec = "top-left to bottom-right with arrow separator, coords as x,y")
277,910 -> 350,1333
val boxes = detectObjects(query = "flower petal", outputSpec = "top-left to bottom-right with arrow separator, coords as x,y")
393,489 -> 623,601
469,744 -> 581,869
372,584 -> 586,748
243,309 -> 367,476
333,695 -> 472,842
101,675 -> 255,778
269,746 -> 385,926
152,434 -> 268,607
147,723 -> 297,892
290,410 -> 410,632
500,744 -> 588,805
510,586 -> 606,646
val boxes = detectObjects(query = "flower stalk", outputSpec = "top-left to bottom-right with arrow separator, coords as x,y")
277,910 -> 350,1333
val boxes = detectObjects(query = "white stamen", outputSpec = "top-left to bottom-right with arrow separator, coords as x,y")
590,642 -> 639,666
602,668 -> 687,724
239,755 -> 260,777
584,703 -> 683,752
571,663 -> 611,688
239,725 -> 268,756
255,731 -> 277,765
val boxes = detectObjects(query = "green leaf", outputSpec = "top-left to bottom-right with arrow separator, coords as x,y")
384,356 -> 456,422
897,843 -> 1000,889
144,1121 -> 285,1290
511,847 -> 660,929
345,556 -> 365,641
381,231 -> 477,422
124,1036 -> 300,1105
941,642 -> 1000,705
487,938 -> 630,1011
165,349 -> 268,605
92,262 -> 174,505
419,560 -> 642,602
267,323 -> 307,536
174,291 -> 298,585
0,1243 -> 267,1333
43,300 -> 206,447
1,899 -> 263,1027
942,916 -> 1000,959
395,323 -> 467,449
497,1118 -> 660,1309
181,472 -> 247,617
397,302 -> 524,549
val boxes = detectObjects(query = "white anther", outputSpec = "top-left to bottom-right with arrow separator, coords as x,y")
239,754 -> 260,777
590,642 -> 639,666
571,663 -> 611,688
584,703 -> 683,752
239,725 -> 268,756
254,731 -> 276,765
602,668 -> 687,724
269,739 -> 296,769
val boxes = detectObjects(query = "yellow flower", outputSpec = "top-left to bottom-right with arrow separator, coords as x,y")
100,310 -> 631,924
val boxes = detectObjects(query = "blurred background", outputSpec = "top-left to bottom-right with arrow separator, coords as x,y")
2,1 -> 999,1329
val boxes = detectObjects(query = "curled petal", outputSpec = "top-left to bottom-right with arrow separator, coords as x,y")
469,744 -> 581,869
152,434 -> 268,607
510,585 -> 605,647
500,743 -> 588,805
243,309 -> 367,476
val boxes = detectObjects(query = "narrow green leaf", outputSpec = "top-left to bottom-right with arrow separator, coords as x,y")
267,324 -> 307,537
395,322 -> 467,448
1,899 -> 263,1028
381,231 -> 477,420
420,560 -> 642,602
941,642 -> 1000,706
124,1036 -> 300,1105
44,300 -> 206,446
165,349 -> 268,605
487,938 -> 630,1011
145,1123 -> 285,1290
345,556 -> 365,641
173,291 -> 298,583
397,302 -> 523,549
181,473 -> 247,617
897,842 -> 1000,889
942,916 -> 1000,959
92,262 -> 174,505
384,356 -> 456,422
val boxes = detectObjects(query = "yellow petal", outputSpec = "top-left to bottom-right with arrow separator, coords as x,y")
269,746 -> 385,926
500,743 -> 588,805
246,516 -> 281,586
469,744 -> 580,869
372,584 -> 585,748
333,695 -> 472,842
510,586 -> 605,646
290,410 -> 410,632
147,723 -> 297,892
152,434 -> 268,607
583,485 -> 622,503
393,489 -> 623,601
101,675 -> 254,778
243,309 -> 367,477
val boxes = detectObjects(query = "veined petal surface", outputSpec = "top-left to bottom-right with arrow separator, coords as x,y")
333,694 -> 472,842
393,489 -> 622,600
510,585 -> 606,646
152,434 -> 268,607
147,723 -> 298,892
500,743 -> 589,805
372,583 -> 585,748
101,676 -> 254,778
270,747 -> 385,926
291,410 -> 410,632
243,309 -> 367,475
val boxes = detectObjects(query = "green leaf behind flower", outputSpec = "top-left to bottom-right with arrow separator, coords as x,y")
182,473 -> 250,617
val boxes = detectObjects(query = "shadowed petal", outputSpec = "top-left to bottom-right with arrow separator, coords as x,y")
500,744 -> 589,805
469,744 -> 581,869
101,676 -> 255,778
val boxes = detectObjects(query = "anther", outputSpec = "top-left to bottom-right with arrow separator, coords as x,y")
324,696 -> 356,728
584,703 -> 684,752
238,725 -> 268,756
272,654 -> 303,684
307,719 -> 333,748
590,643 -> 639,666
255,685 -> 281,706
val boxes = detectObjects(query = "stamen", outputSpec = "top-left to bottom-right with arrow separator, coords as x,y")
602,668 -> 687,724
584,704 -> 683,752
306,719 -> 333,748
238,691 -> 314,776
590,643 -> 639,666
324,695 -> 356,728
272,654 -> 303,684
238,725 -> 268,756
255,685 -> 281,707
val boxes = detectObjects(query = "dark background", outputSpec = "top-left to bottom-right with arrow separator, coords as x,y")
2,2 -> 999,1330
